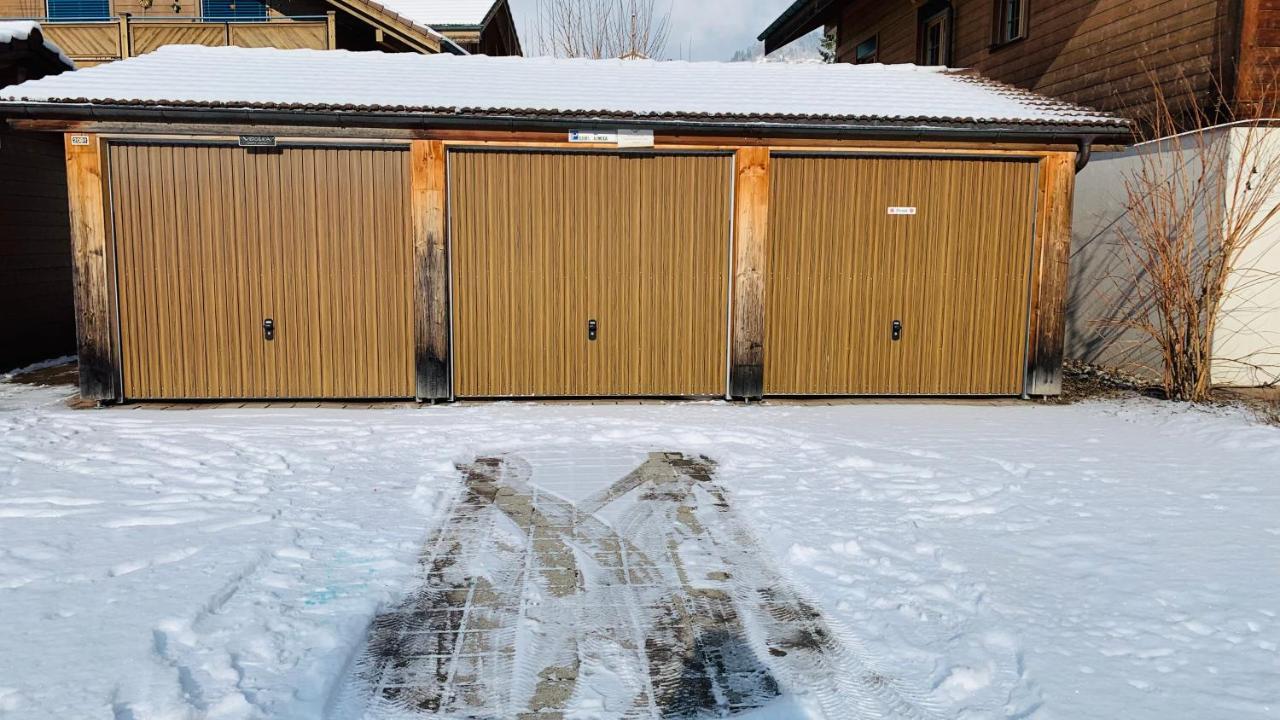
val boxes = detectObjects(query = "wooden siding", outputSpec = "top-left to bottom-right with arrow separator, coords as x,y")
765,155 -> 1039,395
1236,0 -> 1280,115
449,150 -> 732,398
0,129 -> 74,372
108,143 -> 414,400
833,0 -> 1234,121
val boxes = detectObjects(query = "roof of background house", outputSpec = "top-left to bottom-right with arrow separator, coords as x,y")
0,20 -> 75,70
757,0 -> 833,53
0,45 -> 1129,133
376,0 -> 500,28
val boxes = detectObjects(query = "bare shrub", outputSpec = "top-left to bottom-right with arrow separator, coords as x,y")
1110,73 -> 1280,401
533,0 -> 671,59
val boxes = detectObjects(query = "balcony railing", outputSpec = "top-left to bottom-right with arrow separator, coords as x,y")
29,12 -> 335,66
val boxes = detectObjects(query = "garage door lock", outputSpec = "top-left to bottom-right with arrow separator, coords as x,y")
588,319 -> 598,342
263,318 -> 275,341
891,319 -> 902,341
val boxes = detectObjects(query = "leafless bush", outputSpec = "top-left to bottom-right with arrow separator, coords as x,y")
1110,73 -> 1280,401
533,0 -> 671,59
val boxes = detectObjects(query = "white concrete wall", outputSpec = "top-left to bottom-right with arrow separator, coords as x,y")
1214,128 -> 1280,386
1067,126 -> 1280,387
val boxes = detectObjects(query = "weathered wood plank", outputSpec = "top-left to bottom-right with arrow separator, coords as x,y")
64,132 -> 119,403
729,147 -> 771,399
1025,151 -> 1076,396
411,139 -> 451,401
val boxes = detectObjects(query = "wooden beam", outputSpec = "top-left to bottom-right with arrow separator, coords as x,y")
1024,151 -> 1076,396
64,133 -> 119,403
729,147 -> 771,399
411,139 -> 451,401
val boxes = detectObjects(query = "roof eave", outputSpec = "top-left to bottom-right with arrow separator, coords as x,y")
0,101 -> 1134,142
758,0 -> 835,54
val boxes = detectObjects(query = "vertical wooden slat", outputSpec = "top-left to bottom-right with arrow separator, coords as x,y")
1025,151 -> 1077,396
65,133 -> 118,403
729,147 -> 771,399
411,139 -> 451,400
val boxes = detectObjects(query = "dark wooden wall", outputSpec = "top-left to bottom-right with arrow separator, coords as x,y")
834,0 -> 1236,122
0,128 -> 75,372
478,0 -> 522,56
1236,0 -> 1280,115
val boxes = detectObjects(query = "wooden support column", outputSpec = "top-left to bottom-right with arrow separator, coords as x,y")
1025,151 -> 1077,396
729,147 -> 771,399
411,139 -> 451,401
64,133 -> 119,403
326,11 -> 337,50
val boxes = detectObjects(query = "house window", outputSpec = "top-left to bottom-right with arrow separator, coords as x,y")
994,0 -> 1028,45
854,35 -> 878,64
202,0 -> 267,20
919,9 -> 950,65
46,0 -> 110,20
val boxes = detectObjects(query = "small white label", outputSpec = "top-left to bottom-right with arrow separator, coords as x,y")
617,129 -> 655,148
569,130 -> 618,143
70,134 -> 90,146
239,135 -> 277,147
888,206 -> 917,215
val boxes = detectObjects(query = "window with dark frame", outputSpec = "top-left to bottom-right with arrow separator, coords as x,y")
994,0 -> 1028,45
854,34 -> 878,64
920,10 -> 949,65
46,0 -> 110,19
202,0 -> 268,20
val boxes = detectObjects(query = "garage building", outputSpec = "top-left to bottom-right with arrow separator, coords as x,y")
0,47 -> 1129,402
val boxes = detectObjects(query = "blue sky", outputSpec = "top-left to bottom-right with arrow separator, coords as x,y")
508,0 -> 801,61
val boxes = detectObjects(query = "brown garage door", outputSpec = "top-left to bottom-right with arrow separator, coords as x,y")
766,155 -> 1039,395
450,150 -> 732,397
109,143 -> 414,400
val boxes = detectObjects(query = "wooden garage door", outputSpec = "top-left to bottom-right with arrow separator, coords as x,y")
766,155 -> 1039,395
450,150 -> 732,397
109,143 -> 414,400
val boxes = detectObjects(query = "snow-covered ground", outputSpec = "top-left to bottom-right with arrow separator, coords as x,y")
1,373 -> 1278,719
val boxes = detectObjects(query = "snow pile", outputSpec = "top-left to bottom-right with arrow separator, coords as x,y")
0,45 -> 1122,127
0,20 -> 74,68
1,376 -> 1277,718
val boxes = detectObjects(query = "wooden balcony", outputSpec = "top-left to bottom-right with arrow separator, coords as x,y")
36,13 -> 335,66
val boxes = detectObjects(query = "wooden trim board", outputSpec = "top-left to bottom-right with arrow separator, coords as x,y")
64,132 -> 120,403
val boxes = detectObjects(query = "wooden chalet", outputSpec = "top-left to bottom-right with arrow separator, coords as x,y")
0,0 -> 520,67
760,0 -> 1277,125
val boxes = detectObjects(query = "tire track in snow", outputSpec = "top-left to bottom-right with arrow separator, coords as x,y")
342,452 -> 941,719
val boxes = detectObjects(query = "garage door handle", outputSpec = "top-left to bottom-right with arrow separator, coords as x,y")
892,319 -> 902,341
263,318 -> 275,341
588,319 -> 598,341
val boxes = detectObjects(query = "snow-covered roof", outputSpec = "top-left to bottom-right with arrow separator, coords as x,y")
0,21 -> 75,69
0,45 -> 1128,131
375,0 -> 498,27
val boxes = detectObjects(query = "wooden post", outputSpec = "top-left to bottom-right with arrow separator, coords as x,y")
64,133 -> 120,403
326,11 -> 337,50
117,13 -> 130,59
1024,151 -> 1077,396
729,147 -> 771,399
411,139 -> 451,401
